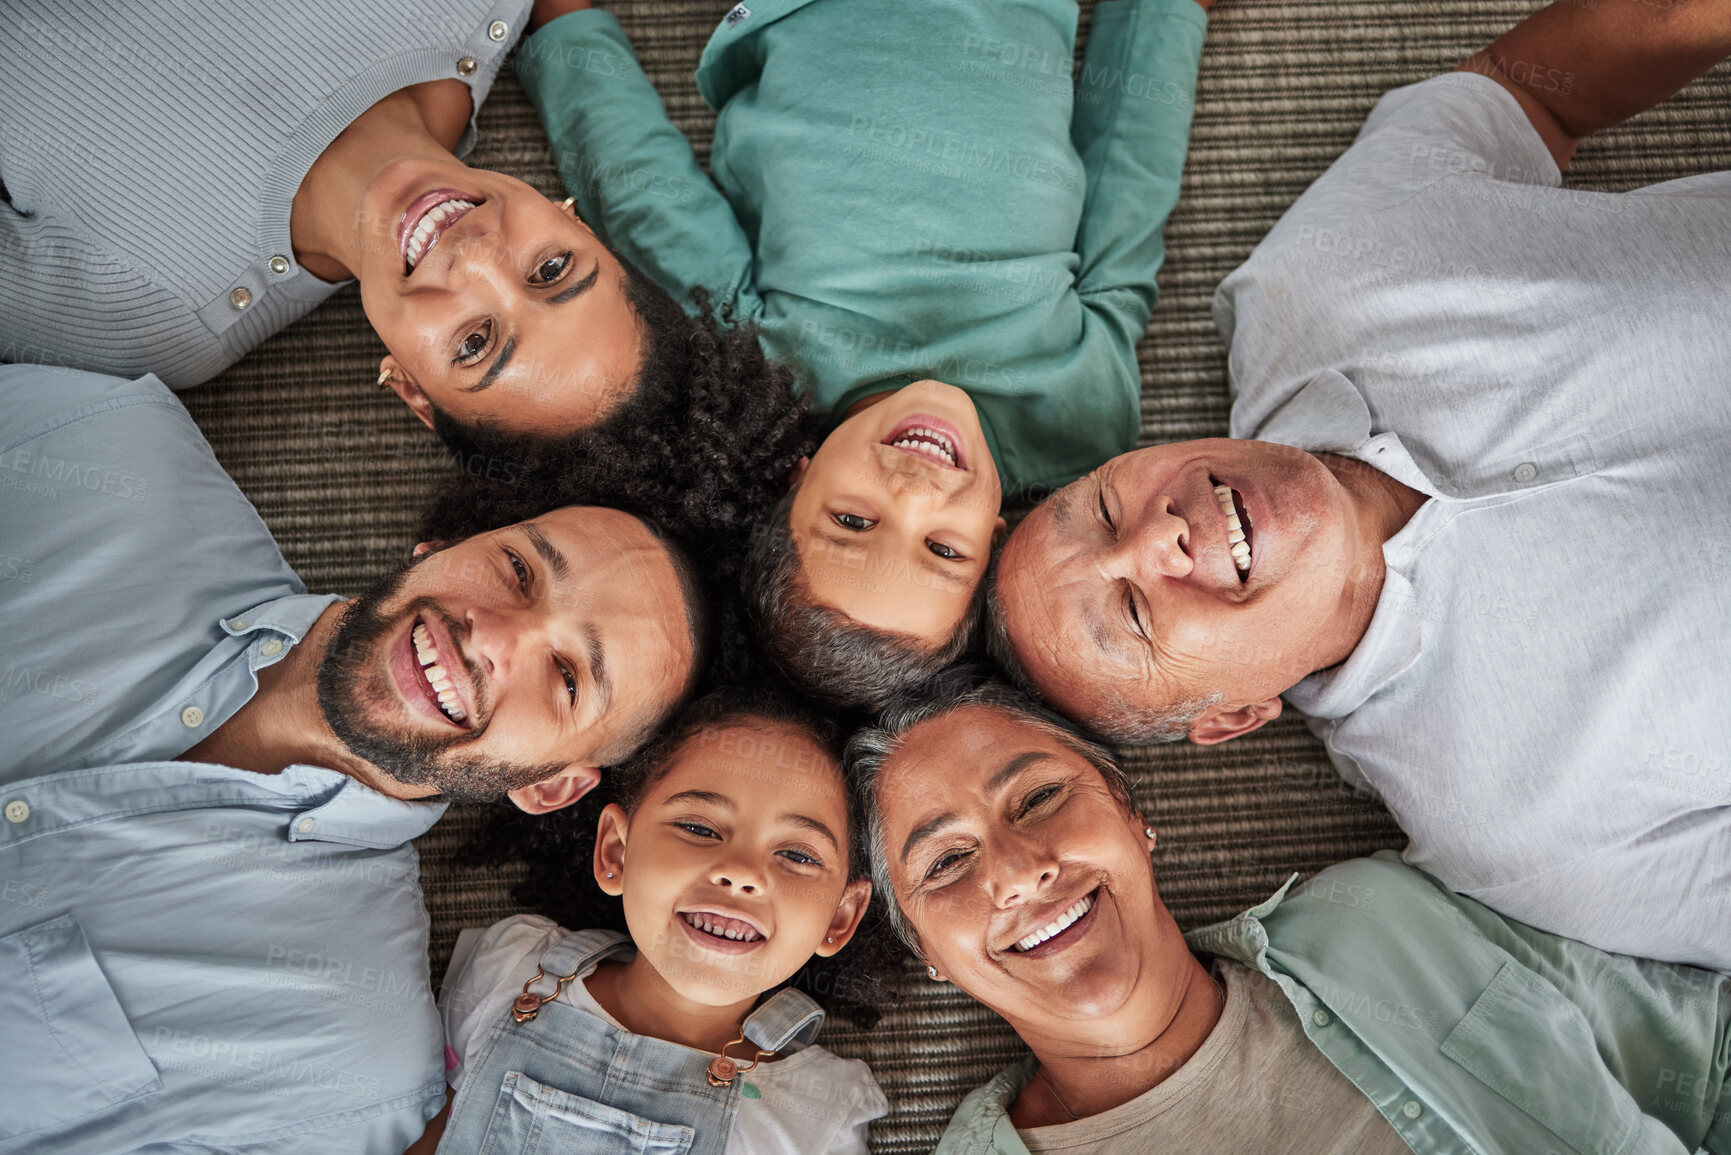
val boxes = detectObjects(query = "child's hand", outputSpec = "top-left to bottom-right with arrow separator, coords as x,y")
530,0 -> 593,31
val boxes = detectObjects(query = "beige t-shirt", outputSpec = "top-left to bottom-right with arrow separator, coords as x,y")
1019,963 -> 1409,1154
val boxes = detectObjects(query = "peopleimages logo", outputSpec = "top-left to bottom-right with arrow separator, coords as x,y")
0,446 -> 149,500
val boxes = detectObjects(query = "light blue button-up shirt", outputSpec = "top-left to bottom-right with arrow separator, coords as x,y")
0,366 -> 448,1153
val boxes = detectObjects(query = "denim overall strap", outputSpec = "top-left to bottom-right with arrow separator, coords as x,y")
438,930 -> 771,1155
741,987 -> 825,1054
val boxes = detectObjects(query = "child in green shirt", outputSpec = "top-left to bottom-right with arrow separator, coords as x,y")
517,0 -> 1210,704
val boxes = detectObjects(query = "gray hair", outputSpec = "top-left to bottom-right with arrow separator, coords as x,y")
983,530 -> 1220,744
741,489 -> 984,709
843,674 -> 1134,954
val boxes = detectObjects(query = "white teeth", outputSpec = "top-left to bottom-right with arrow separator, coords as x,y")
1014,892 -> 1095,952
411,623 -> 467,724
890,426 -> 958,467
404,199 -> 476,269
1214,483 -> 1252,573
683,912 -> 761,942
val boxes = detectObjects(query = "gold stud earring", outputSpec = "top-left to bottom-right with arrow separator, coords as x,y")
557,195 -> 582,224
376,368 -> 394,389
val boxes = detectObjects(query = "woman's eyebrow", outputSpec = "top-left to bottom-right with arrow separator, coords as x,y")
463,336 -> 516,393
549,261 -> 600,305
462,263 -> 600,393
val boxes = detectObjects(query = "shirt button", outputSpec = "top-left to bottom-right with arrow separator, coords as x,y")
1512,462 -> 1538,483
456,56 -> 477,76
268,255 -> 290,275
229,287 -> 252,310
4,800 -> 28,824
1402,1100 -> 1423,1119
1311,1009 -> 1331,1027
259,638 -> 284,657
488,20 -> 508,40
181,705 -> 205,728
296,817 -> 316,835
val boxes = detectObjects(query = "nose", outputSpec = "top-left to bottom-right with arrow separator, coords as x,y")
983,832 -> 1059,911
1100,496 -> 1192,583
464,603 -> 527,683
710,854 -> 767,895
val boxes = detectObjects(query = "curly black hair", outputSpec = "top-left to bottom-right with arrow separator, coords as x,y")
424,256 -> 819,590
466,682 -> 904,1027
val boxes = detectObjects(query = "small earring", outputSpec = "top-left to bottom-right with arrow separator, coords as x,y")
557,195 -> 582,223
825,937 -> 833,944
376,368 -> 394,389
1145,827 -> 1157,840
605,872 -> 614,879
927,966 -> 940,980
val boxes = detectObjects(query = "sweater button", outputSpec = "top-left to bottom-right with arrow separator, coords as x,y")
268,255 -> 290,275
488,20 -> 508,40
456,56 -> 477,76
229,287 -> 252,310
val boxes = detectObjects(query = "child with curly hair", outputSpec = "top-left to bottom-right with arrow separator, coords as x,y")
419,687 -> 893,1154
512,0 -> 1214,705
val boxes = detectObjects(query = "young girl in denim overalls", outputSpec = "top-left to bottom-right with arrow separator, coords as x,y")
431,688 -> 890,1154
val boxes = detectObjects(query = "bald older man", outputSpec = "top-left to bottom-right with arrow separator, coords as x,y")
988,0 -> 1731,970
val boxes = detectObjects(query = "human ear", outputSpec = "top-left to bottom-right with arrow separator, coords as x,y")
991,516 -> 1008,549
814,879 -> 873,957
378,356 -> 436,432
1187,697 -> 1282,746
508,766 -> 602,814
592,803 -> 630,896
787,455 -> 811,490
411,540 -> 448,559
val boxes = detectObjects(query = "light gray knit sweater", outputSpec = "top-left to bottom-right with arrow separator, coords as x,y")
0,0 -> 530,388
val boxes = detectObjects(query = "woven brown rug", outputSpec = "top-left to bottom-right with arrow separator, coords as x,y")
175,2 -> 1731,1150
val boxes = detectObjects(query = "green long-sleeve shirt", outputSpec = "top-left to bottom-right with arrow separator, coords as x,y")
936,854 -> 1731,1154
517,0 -> 1207,497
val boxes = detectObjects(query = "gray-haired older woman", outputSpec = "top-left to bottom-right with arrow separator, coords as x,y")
846,678 -> 1731,1155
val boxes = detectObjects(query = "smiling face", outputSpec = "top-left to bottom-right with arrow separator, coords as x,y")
314,506 -> 697,808
996,438 -> 1387,741
874,705 -> 1191,1055
356,158 -> 643,437
790,381 -> 1005,648
595,720 -> 871,1006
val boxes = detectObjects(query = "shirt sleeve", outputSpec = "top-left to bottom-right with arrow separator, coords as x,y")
1068,0 -> 1208,345
439,914 -> 566,1092
515,10 -> 759,318
819,1058 -> 888,1155
0,203 -> 230,389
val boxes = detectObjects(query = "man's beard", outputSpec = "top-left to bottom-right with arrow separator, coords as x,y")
314,558 -> 565,802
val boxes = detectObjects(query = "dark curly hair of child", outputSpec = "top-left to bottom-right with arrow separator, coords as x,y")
465,681 -> 904,1028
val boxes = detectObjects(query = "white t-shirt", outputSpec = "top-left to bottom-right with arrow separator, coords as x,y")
1215,72 -> 1731,971
440,914 -> 887,1155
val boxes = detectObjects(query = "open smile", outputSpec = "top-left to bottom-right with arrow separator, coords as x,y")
883,414 -> 968,471
1008,888 -> 1099,958
677,908 -> 769,955
390,614 -> 474,729
1211,478 -> 1255,580
399,190 -> 483,274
